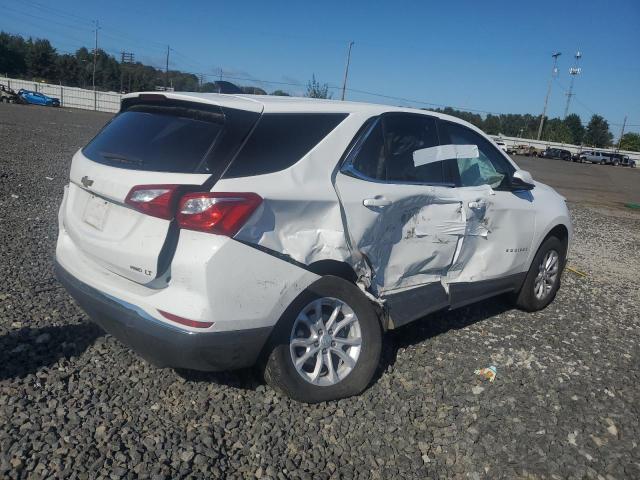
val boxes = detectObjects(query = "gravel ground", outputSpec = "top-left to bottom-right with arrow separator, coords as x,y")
1,103 -> 639,479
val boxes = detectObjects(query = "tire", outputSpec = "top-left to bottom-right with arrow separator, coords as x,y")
613,161 -> 619,166
263,276 -> 382,403
514,236 -> 566,312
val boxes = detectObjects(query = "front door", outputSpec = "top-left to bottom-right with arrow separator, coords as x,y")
436,120 -> 537,306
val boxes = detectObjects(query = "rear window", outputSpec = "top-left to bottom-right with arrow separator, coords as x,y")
83,103 -> 229,173
223,113 -> 348,178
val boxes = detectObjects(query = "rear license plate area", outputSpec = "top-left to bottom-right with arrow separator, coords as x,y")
82,195 -> 110,231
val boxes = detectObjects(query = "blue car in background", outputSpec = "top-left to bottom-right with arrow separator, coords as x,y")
18,89 -> 60,107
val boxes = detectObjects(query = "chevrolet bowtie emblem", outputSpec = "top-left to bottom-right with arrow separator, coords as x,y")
81,175 -> 94,188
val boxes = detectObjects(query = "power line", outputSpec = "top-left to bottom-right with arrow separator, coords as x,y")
0,7 -> 92,44
553,78 -> 639,127
2,0 -> 636,128
16,0 -> 94,25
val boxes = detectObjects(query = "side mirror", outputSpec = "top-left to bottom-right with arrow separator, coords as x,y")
511,169 -> 535,191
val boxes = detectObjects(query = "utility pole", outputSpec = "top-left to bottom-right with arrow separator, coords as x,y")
616,115 -> 627,151
164,45 -> 170,90
537,52 -> 561,140
92,20 -> 100,92
341,41 -> 354,101
92,19 -> 100,110
120,52 -> 134,93
563,51 -> 582,118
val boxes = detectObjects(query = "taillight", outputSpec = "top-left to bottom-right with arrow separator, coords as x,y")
176,192 -> 262,236
125,184 -> 182,220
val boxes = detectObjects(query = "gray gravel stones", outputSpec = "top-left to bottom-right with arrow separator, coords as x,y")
1,104 -> 639,478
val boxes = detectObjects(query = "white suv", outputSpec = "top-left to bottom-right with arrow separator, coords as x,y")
55,92 -> 572,402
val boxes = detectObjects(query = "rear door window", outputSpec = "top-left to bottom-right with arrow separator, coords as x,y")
382,113 -> 444,184
223,113 -> 348,178
346,113 -> 446,184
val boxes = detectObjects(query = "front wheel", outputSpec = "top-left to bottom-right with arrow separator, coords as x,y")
263,276 -> 382,403
514,236 -> 565,312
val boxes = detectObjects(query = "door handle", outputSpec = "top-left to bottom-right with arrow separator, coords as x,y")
363,197 -> 392,207
468,200 -> 486,209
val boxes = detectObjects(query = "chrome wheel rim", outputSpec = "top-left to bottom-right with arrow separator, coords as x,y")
289,297 -> 362,386
534,249 -> 559,300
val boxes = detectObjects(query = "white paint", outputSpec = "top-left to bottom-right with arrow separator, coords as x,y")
57,91 -> 573,339
413,144 -> 479,167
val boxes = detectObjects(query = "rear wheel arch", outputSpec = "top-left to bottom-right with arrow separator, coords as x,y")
306,260 -> 358,284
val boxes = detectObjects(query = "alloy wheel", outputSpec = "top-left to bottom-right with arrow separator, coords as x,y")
289,297 -> 362,386
534,249 -> 559,300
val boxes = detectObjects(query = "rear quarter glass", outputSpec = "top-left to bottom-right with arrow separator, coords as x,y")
82,100 -> 259,175
223,113 -> 348,178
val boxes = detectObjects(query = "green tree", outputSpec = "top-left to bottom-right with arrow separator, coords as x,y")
619,132 -> 640,152
241,86 -> 267,95
271,89 -> 290,96
305,74 -> 331,99
483,114 -> 501,135
583,115 -> 613,147
0,32 -> 28,76
544,118 -> 573,143
200,82 -> 219,93
428,107 -> 483,129
56,54 -> 81,86
26,38 -> 57,80
563,113 -> 585,145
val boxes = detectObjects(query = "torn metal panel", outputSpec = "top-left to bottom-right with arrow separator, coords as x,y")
225,113 -> 369,270
445,188 -> 537,284
333,176 -> 465,295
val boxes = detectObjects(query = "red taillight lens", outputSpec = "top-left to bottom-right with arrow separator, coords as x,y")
176,192 -> 262,236
124,184 -> 182,220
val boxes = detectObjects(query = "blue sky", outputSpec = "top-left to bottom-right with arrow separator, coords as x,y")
2,0 -> 639,132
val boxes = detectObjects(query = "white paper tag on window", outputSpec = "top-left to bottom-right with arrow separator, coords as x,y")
413,144 -> 479,167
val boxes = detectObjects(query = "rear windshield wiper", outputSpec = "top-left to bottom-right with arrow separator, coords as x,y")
99,152 -> 145,166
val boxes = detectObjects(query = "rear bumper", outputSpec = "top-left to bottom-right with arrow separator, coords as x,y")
55,260 -> 272,371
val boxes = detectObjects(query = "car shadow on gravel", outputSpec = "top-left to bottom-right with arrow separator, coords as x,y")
174,295 -> 514,394
0,323 -> 103,381
174,367 -> 263,391
376,294 -> 513,380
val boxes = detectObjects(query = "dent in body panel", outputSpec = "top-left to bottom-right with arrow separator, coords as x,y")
228,112 -> 527,305
238,180 -> 501,300
348,193 -> 464,294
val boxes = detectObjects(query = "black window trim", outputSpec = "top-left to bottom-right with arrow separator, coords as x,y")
340,113 -> 456,188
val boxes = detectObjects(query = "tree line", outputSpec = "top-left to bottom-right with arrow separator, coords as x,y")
2,31 -> 638,150
427,107 -> 636,149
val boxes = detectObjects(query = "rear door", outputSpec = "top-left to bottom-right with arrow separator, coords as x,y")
62,96 -> 262,284
335,113 -> 464,296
